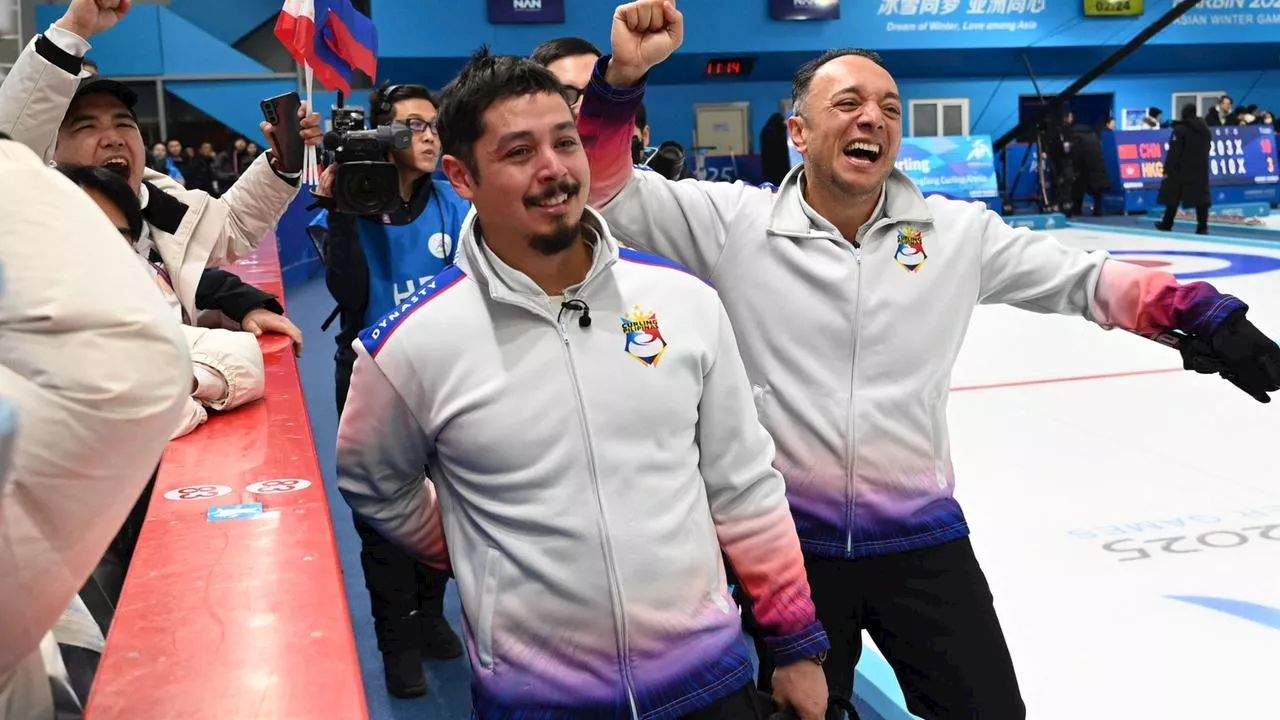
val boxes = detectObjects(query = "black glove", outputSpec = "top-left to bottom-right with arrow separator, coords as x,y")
1187,310 -> 1280,403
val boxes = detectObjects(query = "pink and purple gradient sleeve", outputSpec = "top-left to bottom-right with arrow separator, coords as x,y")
336,343 -> 452,573
718,512 -> 829,665
578,56 -> 646,209
700,303 -> 829,666
1094,260 -> 1247,338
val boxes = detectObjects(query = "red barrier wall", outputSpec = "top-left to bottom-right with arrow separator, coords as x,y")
85,237 -> 367,720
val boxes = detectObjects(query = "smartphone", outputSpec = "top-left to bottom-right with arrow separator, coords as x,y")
260,91 -> 303,173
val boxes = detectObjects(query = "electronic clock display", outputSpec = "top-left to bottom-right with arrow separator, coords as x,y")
705,57 -> 755,79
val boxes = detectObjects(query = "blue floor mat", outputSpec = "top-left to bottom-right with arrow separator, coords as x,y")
289,276 -> 473,719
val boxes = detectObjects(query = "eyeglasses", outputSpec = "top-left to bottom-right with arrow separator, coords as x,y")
562,85 -> 584,107
400,117 -> 439,135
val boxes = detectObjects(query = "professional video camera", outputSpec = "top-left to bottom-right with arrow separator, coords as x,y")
322,104 -> 412,215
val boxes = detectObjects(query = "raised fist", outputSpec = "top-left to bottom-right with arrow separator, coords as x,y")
606,0 -> 684,87
54,0 -> 132,40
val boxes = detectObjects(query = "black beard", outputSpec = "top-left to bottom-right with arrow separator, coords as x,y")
523,177 -> 583,256
529,222 -> 580,256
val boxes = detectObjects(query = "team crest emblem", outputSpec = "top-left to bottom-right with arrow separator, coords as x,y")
895,226 -> 927,273
621,306 -> 668,367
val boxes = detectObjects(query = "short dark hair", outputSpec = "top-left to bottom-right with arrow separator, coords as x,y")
58,163 -> 144,242
439,47 -> 572,178
530,37 -> 601,68
636,102 -> 647,131
370,82 -> 438,127
791,49 -> 887,116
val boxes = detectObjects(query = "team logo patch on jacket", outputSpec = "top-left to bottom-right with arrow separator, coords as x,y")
894,226 -> 928,273
621,306 -> 668,367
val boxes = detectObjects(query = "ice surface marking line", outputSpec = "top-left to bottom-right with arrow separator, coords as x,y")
951,368 -> 1183,393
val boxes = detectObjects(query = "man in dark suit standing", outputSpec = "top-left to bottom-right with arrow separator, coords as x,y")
1205,95 -> 1233,126
1157,104 -> 1212,235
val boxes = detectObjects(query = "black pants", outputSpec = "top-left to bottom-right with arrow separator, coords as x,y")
353,513 -> 451,652
1071,185 -> 1105,217
1161,203 -> 1209,234
1048,158 -> 1075,213
740,538 -> 1024,720
59,644 -> 101,709
680,683 -> 770,720
79,472 -> 157,636
337,354 -> 450,653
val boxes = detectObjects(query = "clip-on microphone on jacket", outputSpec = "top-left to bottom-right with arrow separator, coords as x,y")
559,299 -> 592,328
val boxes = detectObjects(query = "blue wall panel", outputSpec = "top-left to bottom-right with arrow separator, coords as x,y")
36,4 -> 164,76
376,0 -> 608,59
377,0 -> 1280,58
157,9 -> 272,76
35,4 -> 272,78
166,0 -> 278,46
165,79 -> 295,141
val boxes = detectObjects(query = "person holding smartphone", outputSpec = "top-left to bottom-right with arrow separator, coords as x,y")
0,0 -> 319,358
310,81 -> 469,699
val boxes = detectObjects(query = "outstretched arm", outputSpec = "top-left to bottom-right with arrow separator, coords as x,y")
577,1 -> 768,278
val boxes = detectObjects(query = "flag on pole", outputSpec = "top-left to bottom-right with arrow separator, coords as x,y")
276,0 -> 379,185
275,0 -> 324,185
273,0 -> 317,67
276,0 -> 376,97
309,16 -> 355,96
324,0 -> 378,80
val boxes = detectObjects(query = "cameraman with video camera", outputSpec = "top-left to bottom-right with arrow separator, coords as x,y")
311,81 -> 468,699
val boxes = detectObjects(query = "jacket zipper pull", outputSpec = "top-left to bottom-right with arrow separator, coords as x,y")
559,323 -> 570,344
854,246 -> 863,264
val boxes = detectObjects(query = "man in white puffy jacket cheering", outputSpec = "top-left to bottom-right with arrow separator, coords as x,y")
577,2 -> 1280,718
58,163 -> 266,440
337,48 -> 830,720
0,0 -> 319,355
0,135 -> 189,720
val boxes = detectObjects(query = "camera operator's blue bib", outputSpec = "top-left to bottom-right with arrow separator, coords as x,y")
353,180 -> 468,326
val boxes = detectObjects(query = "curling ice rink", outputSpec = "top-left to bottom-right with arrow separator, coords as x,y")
858,222 -> 1280,719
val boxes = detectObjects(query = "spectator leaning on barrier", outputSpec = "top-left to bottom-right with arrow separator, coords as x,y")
0,134 -> 189,720
59,163 -> 267,440
0,0 -> 315,356
309,80 -> 468,699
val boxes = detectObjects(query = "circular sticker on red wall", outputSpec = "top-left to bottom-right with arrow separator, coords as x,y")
163,484 -> 233,501
246,478 -> 313,495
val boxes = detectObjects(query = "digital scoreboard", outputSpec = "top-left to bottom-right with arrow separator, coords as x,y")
1113,125 -> 1278,190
